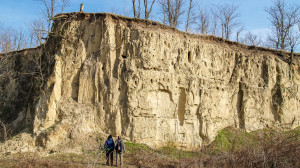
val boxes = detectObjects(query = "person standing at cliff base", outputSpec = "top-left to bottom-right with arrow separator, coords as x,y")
104,135 -> 115,166
115,136 -> 126,167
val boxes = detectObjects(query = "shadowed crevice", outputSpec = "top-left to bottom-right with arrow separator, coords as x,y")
237,82 -> 245,129
178,88 -> 186,126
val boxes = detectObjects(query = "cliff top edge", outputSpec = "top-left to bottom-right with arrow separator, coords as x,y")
1,12 -> 299,60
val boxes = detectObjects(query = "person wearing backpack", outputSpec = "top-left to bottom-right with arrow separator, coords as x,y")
115,136 -> 126,167
104,135 -> 115,166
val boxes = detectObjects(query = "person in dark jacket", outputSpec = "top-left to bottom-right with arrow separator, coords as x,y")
104,135 -> 115,166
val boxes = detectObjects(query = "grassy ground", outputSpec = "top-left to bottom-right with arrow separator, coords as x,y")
0,126 -> 299,167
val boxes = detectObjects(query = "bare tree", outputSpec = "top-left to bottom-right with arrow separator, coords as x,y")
28,27 -> 35,48
17,28 -> 27,50
144,0 -> 156,20
109,0 -> 131,17
287,28 -> 300,64
158,0 -> 167,24
266,0 -> 300,50
132,0 -> 156,19
210,9 -> 219,36
241,31 -> 263,46
215,3 -> 240,40
197,7 -> 210,34
0,23 -> 28,53
0,30 -> 12,53
38,0 -> 56,33
0,27 -> 18,53
235,26 -> 244,43
28,0 -> 70,47
60,0 -> 70,13
132,0 -> 141,18
36,0 -> 70,33
185,0 -> 195,32
159,0 -> 184,27
29,19 -> 47,47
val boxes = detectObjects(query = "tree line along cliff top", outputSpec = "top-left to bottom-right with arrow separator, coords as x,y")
2,12 -> 300,63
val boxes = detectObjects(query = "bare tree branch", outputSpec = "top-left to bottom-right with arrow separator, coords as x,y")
287,28 -> 300,64
0,25 -> 26,53
30,19 -> 47,46
144,0 -> 156,20
196,7 -> 210,35
132,0 -> 141,18
236,26 -> 244,43
210,9 -> 219,36
159,0 -> 184,27
215,3 -> 240,40
17,28 -> 27,50
185,0 -> 194,32
36,0 -> 70,34
60,0 -> 70,13
241,31 -> 263,46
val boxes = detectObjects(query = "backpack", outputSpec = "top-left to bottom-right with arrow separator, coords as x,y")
116,140 -> 123,153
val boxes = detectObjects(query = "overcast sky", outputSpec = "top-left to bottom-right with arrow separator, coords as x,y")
0,0 -> 299,47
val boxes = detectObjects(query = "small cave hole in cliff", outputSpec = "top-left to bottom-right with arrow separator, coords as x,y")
188,51 -> 191,63
102,63 -> 105,70
178,88 -> 186,126
122,55 -> 127,59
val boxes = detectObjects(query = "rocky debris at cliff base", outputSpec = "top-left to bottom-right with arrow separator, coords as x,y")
0,127 -> 299,168
0,132 -> 36,156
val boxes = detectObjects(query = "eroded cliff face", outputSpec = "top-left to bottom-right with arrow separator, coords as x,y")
2,13 -> 300,151
0,48 -> 40,130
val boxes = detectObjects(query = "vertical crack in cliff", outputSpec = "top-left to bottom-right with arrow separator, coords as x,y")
261,57 -> 269,86
119,60 -> 129,136
71,69 -> 80,102
229,52 -> 239,83
237,82 -> 245,129
271,65 -> 283,122
178,88 -> 186,126
113,23 -> 122,79
271,85 -> 283,122
196,89 -> 209,144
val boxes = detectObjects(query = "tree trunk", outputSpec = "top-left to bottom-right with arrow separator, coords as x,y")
290,48 -> 294,65
185,0 -> 193,32
144,0 -> 155,20
133,0 -> 137,18
80,3 -> 84,12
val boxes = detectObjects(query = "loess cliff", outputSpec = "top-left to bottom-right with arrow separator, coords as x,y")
1,13 -> 300,152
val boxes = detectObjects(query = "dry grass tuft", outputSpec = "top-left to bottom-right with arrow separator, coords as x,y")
0,127 -> 299,167
129,127 -> 300,168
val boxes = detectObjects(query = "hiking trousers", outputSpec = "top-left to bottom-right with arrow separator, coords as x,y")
106,149 -> 114,166
116,152 -> 123,166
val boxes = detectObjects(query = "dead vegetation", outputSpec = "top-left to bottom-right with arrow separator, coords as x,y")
0,127 -> 299,167
129,127 -> 300,168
